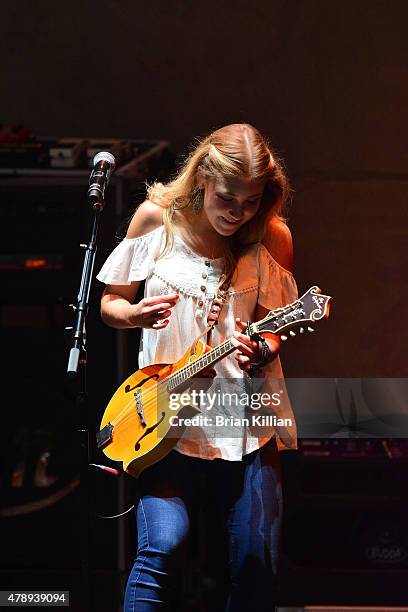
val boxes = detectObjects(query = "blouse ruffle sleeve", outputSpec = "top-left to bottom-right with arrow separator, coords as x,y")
257,245 -> 298,310
96,226 -> 163,285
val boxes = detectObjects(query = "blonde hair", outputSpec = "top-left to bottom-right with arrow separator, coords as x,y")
147,123 -> 290,298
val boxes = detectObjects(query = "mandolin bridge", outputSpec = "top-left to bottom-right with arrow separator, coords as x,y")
96,422 -> 114,449
134,389 -> 146,427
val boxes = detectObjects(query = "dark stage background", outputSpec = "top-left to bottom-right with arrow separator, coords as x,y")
1,1 -> 408,610
3,0 -> 408,376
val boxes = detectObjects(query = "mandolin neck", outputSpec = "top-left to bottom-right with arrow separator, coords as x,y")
167,338 -> 235,391
165,286 -> 332,392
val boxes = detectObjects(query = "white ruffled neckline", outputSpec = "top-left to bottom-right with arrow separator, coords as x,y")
124,224 -> 225,265
173,232 -> 225,265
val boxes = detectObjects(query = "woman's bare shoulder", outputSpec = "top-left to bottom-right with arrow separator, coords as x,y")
261,217 -> 293,272
126,200 -> 165,239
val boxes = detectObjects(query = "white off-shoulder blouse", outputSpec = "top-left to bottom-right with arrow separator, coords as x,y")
97,225 -> 298,460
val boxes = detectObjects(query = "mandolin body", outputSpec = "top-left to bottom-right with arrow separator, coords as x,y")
99,339 -> 208,478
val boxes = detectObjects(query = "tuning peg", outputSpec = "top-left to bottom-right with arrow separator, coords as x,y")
289,331 -> 296,337
307,326 -> 314,332
299,327 -> 304,334
281,335 -> 288,341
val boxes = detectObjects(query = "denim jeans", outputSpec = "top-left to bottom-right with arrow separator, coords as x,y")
124,437 -> 282,612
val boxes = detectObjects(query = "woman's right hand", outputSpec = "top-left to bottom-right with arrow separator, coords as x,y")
129,293 -> 179,329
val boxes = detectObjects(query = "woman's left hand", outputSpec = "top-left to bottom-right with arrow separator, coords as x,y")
231,318 -> 280,372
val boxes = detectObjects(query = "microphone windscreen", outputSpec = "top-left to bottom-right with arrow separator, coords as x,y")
93,151 -> 116,168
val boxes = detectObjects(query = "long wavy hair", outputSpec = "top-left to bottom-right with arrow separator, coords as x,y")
147,123 -> 290,297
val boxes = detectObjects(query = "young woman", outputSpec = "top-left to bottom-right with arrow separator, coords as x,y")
97,124 -> 298,611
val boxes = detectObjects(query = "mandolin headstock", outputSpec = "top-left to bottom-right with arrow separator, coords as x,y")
251,286 -> 332,341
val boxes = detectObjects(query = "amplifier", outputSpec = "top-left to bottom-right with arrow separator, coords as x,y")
0,139 -> 172,302
279,448 -> 408,606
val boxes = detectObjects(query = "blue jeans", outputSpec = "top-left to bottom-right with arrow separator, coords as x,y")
124,438 -> 282,611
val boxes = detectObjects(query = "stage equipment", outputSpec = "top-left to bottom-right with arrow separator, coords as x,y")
279,442 -> 408,606
65,150 -> 120,611
0,138 -> 172,609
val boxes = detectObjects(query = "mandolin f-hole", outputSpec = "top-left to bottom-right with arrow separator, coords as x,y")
134,412 -> 166,451
125,374 -> 159,394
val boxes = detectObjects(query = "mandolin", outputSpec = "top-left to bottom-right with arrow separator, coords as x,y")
97,286 -> 331,477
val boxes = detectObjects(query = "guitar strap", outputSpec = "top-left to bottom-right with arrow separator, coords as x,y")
190,288 -> 227,351
201,249 -> 238,346
204,265 -> 235,346
196,268 -> 233,348
204,283 -> 229,346
205,296 -> 223,346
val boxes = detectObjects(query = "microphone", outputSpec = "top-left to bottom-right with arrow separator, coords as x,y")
88,151 -> 116,207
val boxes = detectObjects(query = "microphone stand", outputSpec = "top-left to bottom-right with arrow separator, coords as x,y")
66,200 -> 103,612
